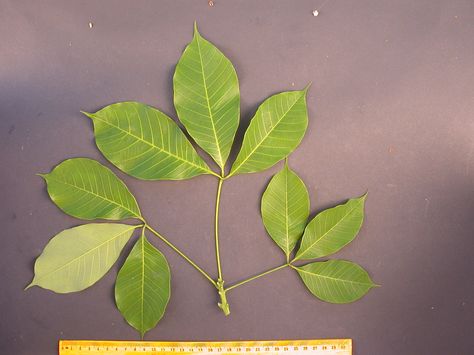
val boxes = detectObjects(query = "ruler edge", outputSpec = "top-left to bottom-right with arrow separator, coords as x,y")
60,339 -> 352,352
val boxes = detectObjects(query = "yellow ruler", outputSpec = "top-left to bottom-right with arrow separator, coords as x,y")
59,339 -> 351,355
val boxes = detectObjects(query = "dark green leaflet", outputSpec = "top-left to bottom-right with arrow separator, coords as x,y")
295,260 -> 376,303
295,195 -> 367,261
174,24 -> 240,169
230,89 -> 308,176
261,161 -> 309,259
84,102 -> 214,180
115,234 -> 171,338
41,158 -> 141,220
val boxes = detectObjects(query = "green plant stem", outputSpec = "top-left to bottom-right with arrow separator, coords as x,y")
214,175 -> 230,315
215,177 -> 224,281
225,263 -> 290,292
144,223 -> 217,288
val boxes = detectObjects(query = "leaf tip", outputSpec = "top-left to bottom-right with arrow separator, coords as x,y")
193,21 -> 200,36
24,281 -> 35,291
303,82 -> 312,94
80,110 -> 95,120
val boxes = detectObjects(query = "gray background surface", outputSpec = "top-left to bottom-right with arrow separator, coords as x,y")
1,1 -> 474,354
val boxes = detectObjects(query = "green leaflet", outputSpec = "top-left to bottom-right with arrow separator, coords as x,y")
229,89 -> 309,176
26,223 -> 139,293
41,158 -> 141,220
261,161 -> 309,260
115,233 -> 171,338
174,24 -> 240,170
295,194 -> 367,261
84,102 -> 214,180
295,260 -> 376,303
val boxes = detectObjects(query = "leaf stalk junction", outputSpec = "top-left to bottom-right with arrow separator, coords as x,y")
140,170 -> 295,316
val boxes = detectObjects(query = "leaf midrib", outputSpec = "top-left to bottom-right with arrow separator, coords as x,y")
297,267 -> 373,287
195,34 -> 224,168
231,92 -> 304,175
296,199 -> 362,260
284,168 -> 290,258
46,175 -> 140,218
92,114 -> 211,174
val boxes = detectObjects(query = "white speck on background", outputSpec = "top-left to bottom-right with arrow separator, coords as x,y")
89,22 -> 93,29
312,10 -> 319,16
423,198 -> 430,217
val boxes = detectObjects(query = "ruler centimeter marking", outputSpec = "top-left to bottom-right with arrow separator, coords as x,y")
59,339 -> 351,355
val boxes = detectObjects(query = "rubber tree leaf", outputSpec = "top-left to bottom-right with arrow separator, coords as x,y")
115,234 -> 171,338
26,223 -> 139,293
83,102 -> 213,180
41,158 -> 141,220
229,89 -> 308,176
173,24 -> 240,169
261,161 -> 309,260
295,194 -> 366,261
295,260 -> 377,303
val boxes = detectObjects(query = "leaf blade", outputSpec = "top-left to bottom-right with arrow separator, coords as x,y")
85,102 -> 214,180
229,89 -> 308,176
27,223 -> 138,293
115,234 -> 171,338
295,260 -> 376,303
295,194 -> 366,260
42,158 -> 141,220
261,162 -> 309,258
173,24 -> 240,169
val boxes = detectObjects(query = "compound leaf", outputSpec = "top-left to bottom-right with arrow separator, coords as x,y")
115,234 -> 171,338
84,102 -> 214,180
41,158 -> 141,220
261,161 -> 309,259
295,194 -> 366,260
229,89 -> 308,176
295,260 -> 377,303
26,223 -> 139,293
174,24 -> 240,169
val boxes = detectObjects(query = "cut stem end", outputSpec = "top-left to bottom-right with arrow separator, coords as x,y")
217,279 -> 230,316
